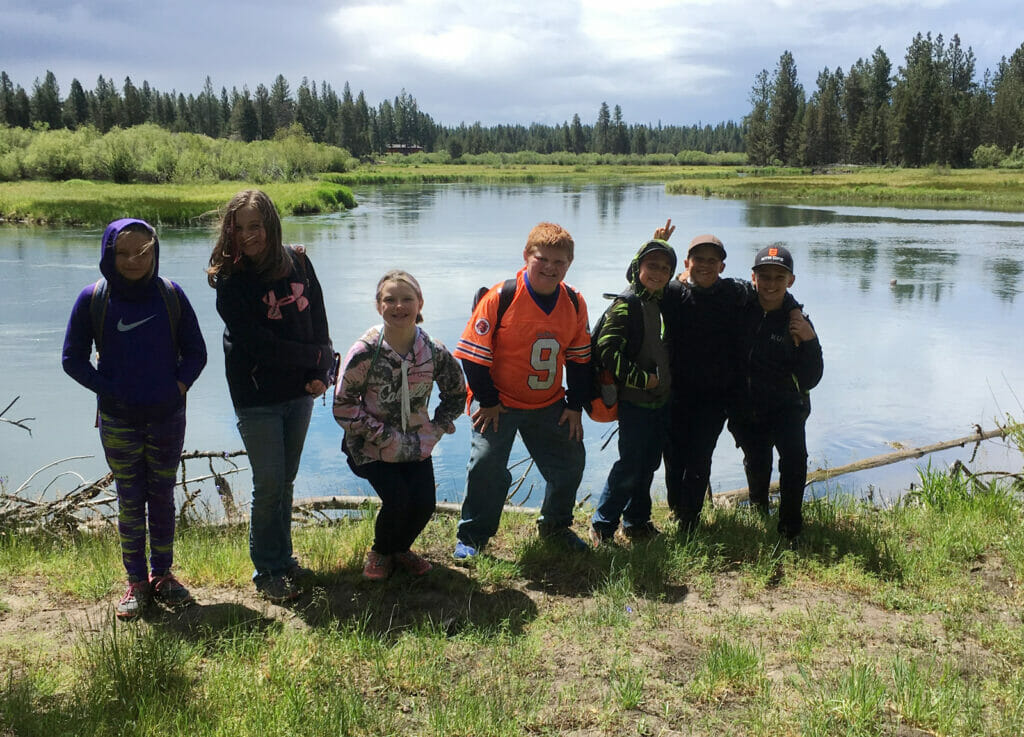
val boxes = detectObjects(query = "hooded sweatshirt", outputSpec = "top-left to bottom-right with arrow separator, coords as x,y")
214,246 -> 333,408
333,325 -> 467,465
594,239 -> 675,407
62,218 -> 207,423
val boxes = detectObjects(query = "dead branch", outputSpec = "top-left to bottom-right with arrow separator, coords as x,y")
713,426 -> 1011,506
2,448 -> 248,532
0,396 -> 34,436
292,494 -> 537,518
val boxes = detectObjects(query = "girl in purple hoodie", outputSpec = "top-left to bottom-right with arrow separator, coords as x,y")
62,218 -> 207,620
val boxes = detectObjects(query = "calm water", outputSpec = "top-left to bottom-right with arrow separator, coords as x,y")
2,183 -> 1023,513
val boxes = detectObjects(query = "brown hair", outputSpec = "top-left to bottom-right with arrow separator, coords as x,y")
376,269 -> 424,323
206,189 -> 289,287
523,222 -> 574,262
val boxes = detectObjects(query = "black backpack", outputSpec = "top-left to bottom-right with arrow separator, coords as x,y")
472,278 -> 580,331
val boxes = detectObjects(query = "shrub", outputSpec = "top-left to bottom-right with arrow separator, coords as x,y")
972,144 -> 1003,168
24,128 -> 85,180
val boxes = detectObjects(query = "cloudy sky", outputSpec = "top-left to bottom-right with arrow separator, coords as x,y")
2,0 -> 1020,128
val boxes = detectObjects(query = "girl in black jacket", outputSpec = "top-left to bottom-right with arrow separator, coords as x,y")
207,190 -> 334,602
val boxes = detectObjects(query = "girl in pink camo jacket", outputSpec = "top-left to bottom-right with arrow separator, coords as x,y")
333,270 -> 466,580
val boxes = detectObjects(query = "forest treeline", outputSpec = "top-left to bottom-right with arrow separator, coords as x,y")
747,33 -> 1024,167
2,31 -> 1023,170
0,72 -> 742,161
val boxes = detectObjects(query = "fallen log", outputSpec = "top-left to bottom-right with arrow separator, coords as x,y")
293,495 -> 536,517
713,425 -> 1011,507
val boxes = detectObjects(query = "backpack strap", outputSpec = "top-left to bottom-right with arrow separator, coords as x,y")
621,290 -> 644,360
563,283 -> 580,313
89,278 -> 109,354
493,278 -> 518,332
156,277 -> 181,358
358,330 -> 385,397
289,245 -> 310,290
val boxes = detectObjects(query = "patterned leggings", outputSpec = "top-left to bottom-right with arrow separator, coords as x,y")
99,407 -> 185,581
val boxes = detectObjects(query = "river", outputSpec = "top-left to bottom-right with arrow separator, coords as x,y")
2,183 -> 1023,514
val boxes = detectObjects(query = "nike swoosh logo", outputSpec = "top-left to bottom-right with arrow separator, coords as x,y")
117,316 -> 156,332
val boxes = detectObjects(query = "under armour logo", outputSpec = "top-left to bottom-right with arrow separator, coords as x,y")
262,283 -> 309,319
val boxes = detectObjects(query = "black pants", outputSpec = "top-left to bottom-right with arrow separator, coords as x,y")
663,399 -> 728,529
729,405 -> 809,538
352,457 -> 437,555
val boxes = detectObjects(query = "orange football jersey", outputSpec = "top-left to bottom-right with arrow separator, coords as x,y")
454,269 -> 590,410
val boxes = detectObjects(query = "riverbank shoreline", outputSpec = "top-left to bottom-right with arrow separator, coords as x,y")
3,165 -> 1023,226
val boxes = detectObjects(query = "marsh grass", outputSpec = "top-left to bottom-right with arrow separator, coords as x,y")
0,179 -> 355,226
1,467 -> 1023,735
665,165 -> 1024,210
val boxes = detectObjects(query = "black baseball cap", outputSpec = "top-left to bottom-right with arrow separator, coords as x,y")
752,244 -> 794,273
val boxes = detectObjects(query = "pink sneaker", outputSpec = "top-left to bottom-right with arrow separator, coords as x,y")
393,550 -> 432,576
362,551 -> 393,581
116,580 -> 150,620
149,572 -> 194,607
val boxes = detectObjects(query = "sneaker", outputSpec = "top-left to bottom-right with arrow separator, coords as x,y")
589,525 -> 615,548
362,551 -> 393,581
541,527 -> 590,552
255,574 -> 301,603
286,562 -> 314,581
149,572 -> 194,607
115,580 -> 150,621
393,550 -> 432,576
453,541 -> 479,560
622,521 -> 661,542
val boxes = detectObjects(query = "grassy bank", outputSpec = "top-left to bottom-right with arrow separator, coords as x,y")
322,163 -> 716,186
0,179 -> 356,226
666,165 -> 1024,211
2,466 -> 1023,735
4,164 -> 1024,226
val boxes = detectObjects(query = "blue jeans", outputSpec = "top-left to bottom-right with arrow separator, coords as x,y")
235,395 -> 314,578
592,400 -> 668,535
457,400 -> 585,548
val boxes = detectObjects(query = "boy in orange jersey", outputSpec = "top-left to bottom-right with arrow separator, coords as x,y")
452,222 -> 592,558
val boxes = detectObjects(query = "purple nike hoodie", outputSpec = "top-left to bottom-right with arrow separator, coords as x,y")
62,218 -> 207,423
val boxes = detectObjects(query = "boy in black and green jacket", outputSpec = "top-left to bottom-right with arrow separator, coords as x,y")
590,239 -> 676,545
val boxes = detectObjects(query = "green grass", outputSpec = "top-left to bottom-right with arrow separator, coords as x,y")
0,178 -> 355,226
665,164 -> 1024,210
1,467 -> 1024,735
4,163 -> 1024,227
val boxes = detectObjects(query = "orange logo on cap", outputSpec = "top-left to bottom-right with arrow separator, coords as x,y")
768,247 -> 778,257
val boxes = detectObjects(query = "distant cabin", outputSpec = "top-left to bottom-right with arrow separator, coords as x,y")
386,143 -> 425,155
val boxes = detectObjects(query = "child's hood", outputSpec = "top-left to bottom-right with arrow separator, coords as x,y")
99,218 -> 160,287
626,238 -> 676,299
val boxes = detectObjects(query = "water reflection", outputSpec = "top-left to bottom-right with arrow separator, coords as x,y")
987,257 -> 1023,302
745,204 -> 842,228
595,184 -> 628,222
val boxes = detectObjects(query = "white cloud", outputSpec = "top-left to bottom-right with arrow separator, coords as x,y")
0,0 -> 1017,127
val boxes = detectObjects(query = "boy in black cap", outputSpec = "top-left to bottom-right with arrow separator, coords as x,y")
590,238 -> 676,545
729,244 -> 823,540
